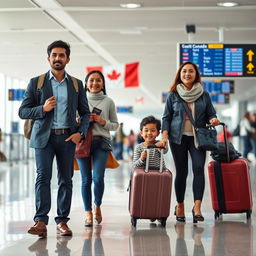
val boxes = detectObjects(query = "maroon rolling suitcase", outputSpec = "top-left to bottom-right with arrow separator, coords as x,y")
208,123 -> 253,220
129,147 -> 172,228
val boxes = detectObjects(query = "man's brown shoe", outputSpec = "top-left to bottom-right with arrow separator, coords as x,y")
56,222 -> 72,236
27,221 -> 47,237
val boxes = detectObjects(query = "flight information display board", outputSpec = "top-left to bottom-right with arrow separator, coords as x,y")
179,44 -> 256,77
210,94 -> 230,104
202,80 -> 234,94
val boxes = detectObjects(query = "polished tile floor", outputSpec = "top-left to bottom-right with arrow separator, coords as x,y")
0,153 -> 255,256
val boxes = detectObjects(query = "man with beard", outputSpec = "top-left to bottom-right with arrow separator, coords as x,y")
19,40 -> 90,237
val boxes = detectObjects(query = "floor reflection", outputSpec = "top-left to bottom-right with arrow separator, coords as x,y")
0,159 -> 255,255
82,225 -> 104,256
211,220 -> 253,256
28,236 -> 72,256
175,223 -> 205,256
28,238 -> 48,256
129,225 -> 171,256
55,236 -> 72,256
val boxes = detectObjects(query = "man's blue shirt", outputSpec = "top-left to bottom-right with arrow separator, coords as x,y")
49,71 -> 70,129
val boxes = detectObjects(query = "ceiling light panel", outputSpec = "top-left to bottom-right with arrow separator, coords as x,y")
217,2 -> 239,7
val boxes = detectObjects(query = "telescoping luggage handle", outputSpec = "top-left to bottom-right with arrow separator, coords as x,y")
145,145 -> 165,173
219,122 -> 230,162
214,122 -> 228,213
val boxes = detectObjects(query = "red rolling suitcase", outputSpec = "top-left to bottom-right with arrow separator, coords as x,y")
129,147 -> 172,228
208,123 -> 253,220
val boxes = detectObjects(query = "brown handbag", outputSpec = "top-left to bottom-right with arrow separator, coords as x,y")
75,126 -> 93,158
73,158 -> 79,171
106,151 -> 120,169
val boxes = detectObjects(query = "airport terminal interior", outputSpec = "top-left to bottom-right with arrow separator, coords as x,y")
1,0 -> 256,255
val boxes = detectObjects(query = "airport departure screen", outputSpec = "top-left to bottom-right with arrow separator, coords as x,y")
179,44 -> 256,77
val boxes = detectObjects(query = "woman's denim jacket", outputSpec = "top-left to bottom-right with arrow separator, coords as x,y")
162,91 -> 217,145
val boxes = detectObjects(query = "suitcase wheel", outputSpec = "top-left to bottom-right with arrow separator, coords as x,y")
246,210 -> 252,220
131,217 -> 137,228
160,218 -> 167,227
214,211 -> 220,220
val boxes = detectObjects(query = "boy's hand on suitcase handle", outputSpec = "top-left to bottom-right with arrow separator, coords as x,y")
147,144 -> 166,149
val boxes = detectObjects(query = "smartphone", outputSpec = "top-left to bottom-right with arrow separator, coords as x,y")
92,107 -> 102,115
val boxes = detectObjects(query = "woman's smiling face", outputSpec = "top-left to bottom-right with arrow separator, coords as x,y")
87,73 -> 104,93
180,64 -> 196,89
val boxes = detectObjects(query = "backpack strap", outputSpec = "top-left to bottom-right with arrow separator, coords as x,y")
71,76 -> 79,92
37,74 -> 78,92
37,73 -> 46,89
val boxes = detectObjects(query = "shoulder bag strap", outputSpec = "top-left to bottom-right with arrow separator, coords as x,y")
175,92 -> 197,128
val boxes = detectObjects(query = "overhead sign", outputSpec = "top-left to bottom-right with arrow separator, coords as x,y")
162,92 -> 169,103
210,94 -> 230,104
8,89 -> 25,101
179,43 -> 256,77
202,80 -> 234,94
116,106 -> 133,113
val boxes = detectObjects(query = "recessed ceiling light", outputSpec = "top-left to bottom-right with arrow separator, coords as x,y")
217,2 -> 239,7
120,3 -> 142,8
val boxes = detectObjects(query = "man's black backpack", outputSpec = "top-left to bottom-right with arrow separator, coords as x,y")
210,142 -> 241,162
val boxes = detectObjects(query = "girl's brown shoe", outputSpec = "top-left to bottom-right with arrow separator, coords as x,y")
85,211 -> 93,227
94,205 -> 102,225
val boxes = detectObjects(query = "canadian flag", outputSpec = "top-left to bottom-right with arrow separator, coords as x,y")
135,96 -> 144,104
86,62 -> 139,88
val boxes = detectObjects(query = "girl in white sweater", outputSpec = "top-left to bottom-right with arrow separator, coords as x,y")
77,70 -> 119,227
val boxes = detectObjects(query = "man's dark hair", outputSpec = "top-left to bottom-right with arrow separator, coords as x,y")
140,116 -> 161,131
47,40 -> 71,58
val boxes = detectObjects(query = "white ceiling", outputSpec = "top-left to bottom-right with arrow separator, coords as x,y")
0,0 -> 256,116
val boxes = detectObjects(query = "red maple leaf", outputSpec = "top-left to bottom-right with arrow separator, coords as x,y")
107,70 -> 121,80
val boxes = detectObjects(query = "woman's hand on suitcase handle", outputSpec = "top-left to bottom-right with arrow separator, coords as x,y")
159,130 -> 168,149
209,117 -> 220,126
154,141 -> 166,149
140,150 -> 147,161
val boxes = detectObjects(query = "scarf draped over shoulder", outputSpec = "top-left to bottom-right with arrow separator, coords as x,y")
176,82 -> 204,149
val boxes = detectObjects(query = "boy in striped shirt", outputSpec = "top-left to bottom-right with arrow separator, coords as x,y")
133,116 -> 168,170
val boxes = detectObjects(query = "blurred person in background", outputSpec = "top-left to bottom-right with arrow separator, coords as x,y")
126,130 -> 137,160
240,111 -> 254,162
114,123 -> 125,160
218,125 -> 232,142
250,112 -> 256,160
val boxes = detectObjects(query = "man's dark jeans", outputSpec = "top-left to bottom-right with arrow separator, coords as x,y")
34,133 -> 75,225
